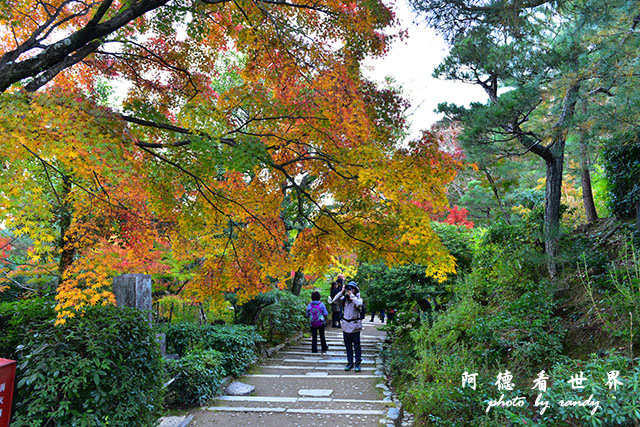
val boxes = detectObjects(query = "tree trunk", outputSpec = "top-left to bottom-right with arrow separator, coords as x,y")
290,269 -> 306,296
543,82 -> 580,278
58,175 -> 75,279
544,152 -> 564,278
484,169 -> 512,224
199,303 -> 208,325
579,131 -> 598,223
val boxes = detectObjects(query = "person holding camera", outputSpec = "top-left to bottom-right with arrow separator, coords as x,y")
330,279 -> 364,372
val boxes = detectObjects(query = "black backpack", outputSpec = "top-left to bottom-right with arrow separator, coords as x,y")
358,301 -> 366,320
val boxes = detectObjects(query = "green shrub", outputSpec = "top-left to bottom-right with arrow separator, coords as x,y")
498,352 -> 640,426
603,139 -> 640,221
10,303 -> 164,427
161,321 -> 202,356
163,322 -> 265,377
257,289 -> 307,342
383,308 -> 421,383
408,345 -> 499,427
541,352 -> 640,426
202,324 -> 264,376
385,216 -> 567,425
165,349 -> 226,407
0,297 -> 56,359
355,223 -> 473,314
469,283 -> 565,371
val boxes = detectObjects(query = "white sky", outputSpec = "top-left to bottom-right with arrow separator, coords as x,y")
363,0 -> 487,139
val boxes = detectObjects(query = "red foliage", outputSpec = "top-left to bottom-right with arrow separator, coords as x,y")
441,205 -> 474,228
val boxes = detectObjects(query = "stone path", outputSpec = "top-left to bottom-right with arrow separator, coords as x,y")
188,318 -> 394,426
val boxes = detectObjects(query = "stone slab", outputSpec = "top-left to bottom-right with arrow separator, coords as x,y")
158,415 -> 193,427
245,374 -> 379,379
263,365 -> 376,371
288,409 -> 386,415
207,406 -> 286,413
219,396 -> 297,403
298,388 -> 333,397
225,381 -> 255,396
281,358 -> 374,364
376,383 -> 390,391
297,397 -> 332,402
216,395 -> 391,405
387,407 -> 400,420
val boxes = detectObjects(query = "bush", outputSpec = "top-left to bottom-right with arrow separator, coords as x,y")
0,297 -> 56,359
385,216 -> 568,425
356,223 -> 473,315
202,324 -> 264,376
257,289 -> 307,342
161,321 -> 202,357
165,349 -> 226,407
10,303 -> 164,427
603,139 -> 640,222
163,322 -> 265,377
499,352 -> 640,426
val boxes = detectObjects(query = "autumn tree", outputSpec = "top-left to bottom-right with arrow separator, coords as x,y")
1,0 -> 463,322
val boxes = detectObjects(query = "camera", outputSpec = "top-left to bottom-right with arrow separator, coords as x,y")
343,285 -> 353,299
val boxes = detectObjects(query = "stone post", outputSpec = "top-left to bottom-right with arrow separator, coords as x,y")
113,274 -> 152,325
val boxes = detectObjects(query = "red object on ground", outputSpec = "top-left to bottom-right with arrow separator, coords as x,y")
0,358 -> 16,427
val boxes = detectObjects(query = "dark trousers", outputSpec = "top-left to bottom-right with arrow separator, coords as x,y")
370,310 -> 385,322
311,325 -> 328,353
332,310 -> 341,327
343,331 -> 362,366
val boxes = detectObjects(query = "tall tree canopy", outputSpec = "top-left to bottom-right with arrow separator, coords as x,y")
0,0 -> 463,322
412,0 -> 640,276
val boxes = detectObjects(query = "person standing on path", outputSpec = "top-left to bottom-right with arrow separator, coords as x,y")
306,291 -> 329,353
370,309 -> 385,323
331,280 -> 363,372
329,281 -> 342,327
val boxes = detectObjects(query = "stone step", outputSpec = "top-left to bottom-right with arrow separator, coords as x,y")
207,399 -> 389,415
295,345 -> 379,352
258,365 -> 378,373
290,344 -> 380,350
269,358 -> 377,365
215,396 -> 391,409
197,408 -> 386,426
277,351 -> 378,358
299,338 -> 382,343
244,373 -> 380,379
297,342 -> 380,348
186,319 -> 389,426
257,365 -> 384,376
232,375 -> 384,400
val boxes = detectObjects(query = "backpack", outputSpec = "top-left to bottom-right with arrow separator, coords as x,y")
358,301 -> 366,320
309,303 -> 325,327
